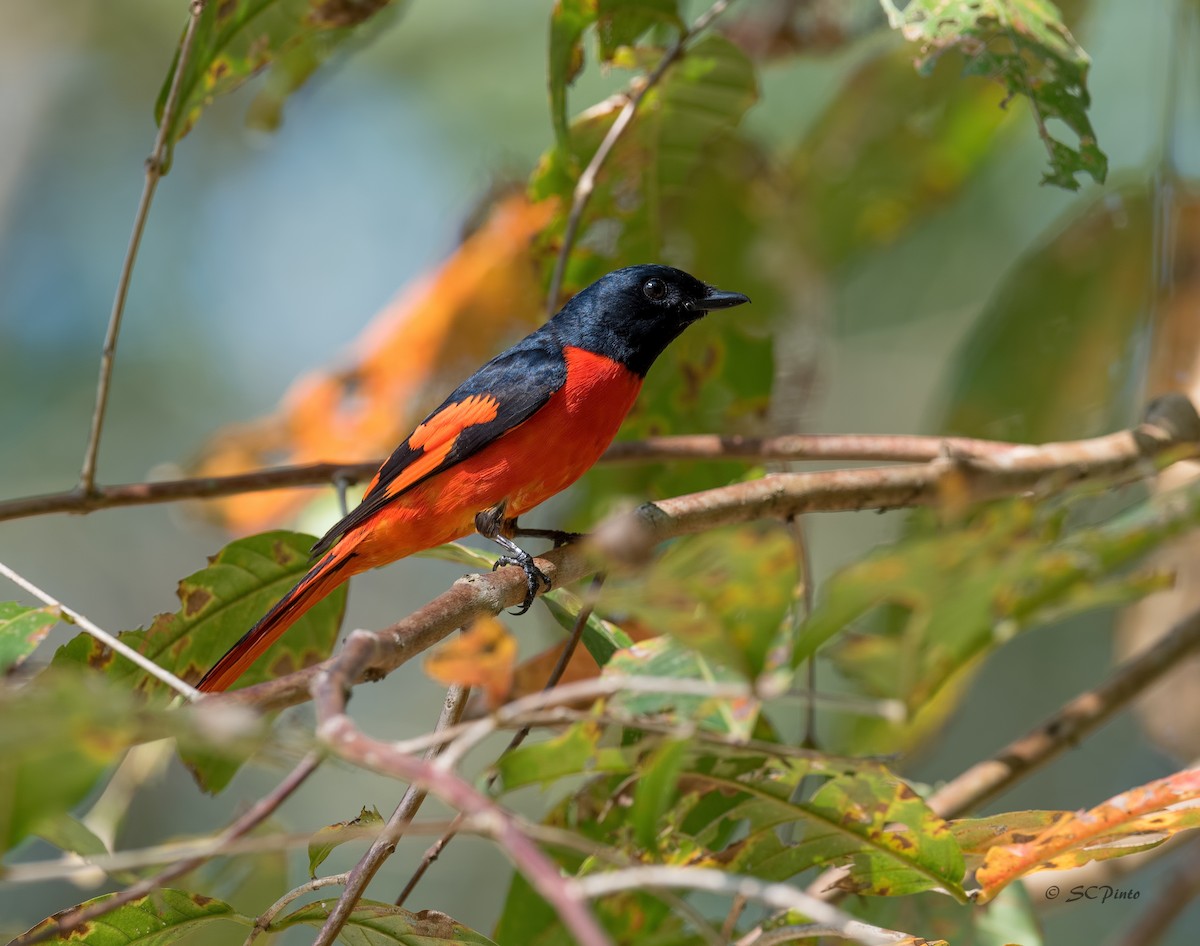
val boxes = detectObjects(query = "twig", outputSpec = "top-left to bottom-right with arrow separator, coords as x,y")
0,432 -> 1021,525
927,606 -> 1200,818
12,751 -> 322,946
394,576 -> 605,907
311,684 -> 471,946
738,924 -> 882,946
208,397 -> 1200,714
245,872 -> 350,946
545,0 -> 737,313
311,641 -> 612,946
2,827 -> 376,886
808,605 -> 1200,901
0,560 -> 198,701
571,866 -> 910,945
77,0 -> 206,494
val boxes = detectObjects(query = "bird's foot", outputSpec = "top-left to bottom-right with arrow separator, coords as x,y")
491,548 -> 551,615
476,503 -> 552,613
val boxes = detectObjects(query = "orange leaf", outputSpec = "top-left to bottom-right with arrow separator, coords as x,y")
188,194 -> 556,533
975,768 -> 1200,902
424,616 -> 517,709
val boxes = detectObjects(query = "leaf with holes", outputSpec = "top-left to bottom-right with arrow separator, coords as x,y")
156,0 -> 410,152
886,0 -> 1105,189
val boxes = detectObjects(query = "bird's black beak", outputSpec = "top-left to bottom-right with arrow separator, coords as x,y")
692,287 -> 751,312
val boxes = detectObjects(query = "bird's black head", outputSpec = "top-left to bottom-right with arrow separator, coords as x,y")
550,264 -> 750,376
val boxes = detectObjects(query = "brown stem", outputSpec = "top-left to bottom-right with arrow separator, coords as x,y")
394,575 -> 605,907
211,397 -> 1200,715
927,607 -> 1200,818
13,751 -> 322,946
310,685 -> 471,946
545,0 -> 737,314
0,432 -> 1024,525
310,633 -> 611,946
77,0 -> 206,494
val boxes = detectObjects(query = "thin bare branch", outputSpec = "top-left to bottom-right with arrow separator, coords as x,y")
311,684 -> 471,946
78,0 -> 206,493
394,576 -> 605,907
0,432 -> 1022,525
311,638 -> 612,946
13,751 -> 322,946
545,0 -> 737,314
1109,836 -> 1200,946
927,606 -> 1200,818
245,872 -> 350,946
572,866 -> 910,945
0,560 -> 198,701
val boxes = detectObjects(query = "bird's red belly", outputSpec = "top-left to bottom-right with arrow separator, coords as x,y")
347,346 -> 642,568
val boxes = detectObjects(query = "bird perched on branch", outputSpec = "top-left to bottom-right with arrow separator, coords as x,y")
197,264 -> 749,692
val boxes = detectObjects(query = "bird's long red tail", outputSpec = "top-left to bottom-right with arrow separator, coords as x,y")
196,545 -> 357,693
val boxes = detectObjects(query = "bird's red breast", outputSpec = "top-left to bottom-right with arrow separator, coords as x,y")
343,346 -> 641,570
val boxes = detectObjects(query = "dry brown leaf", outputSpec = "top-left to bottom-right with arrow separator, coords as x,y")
424,616 -> 518,710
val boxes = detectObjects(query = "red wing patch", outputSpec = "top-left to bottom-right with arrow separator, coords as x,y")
383,394 -> 500,498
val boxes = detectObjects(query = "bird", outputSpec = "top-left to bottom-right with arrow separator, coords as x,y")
196,264 -> 750,692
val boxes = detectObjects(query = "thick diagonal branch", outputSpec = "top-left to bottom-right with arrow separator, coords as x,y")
215,396 -> 1200,714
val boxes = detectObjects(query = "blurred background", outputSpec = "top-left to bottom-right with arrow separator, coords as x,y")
1,0 -> 1196,942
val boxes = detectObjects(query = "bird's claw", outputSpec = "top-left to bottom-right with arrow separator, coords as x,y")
492,552 -> 551,614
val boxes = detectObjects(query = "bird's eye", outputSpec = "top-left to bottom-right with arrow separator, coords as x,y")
642,278 -> 667,301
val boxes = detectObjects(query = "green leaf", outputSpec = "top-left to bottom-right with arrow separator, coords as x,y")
630,738 -> 689,851
847,882 -> 1043,946
416,541 -> 497,571
541,589 -> 633,666
16,888 -> 241,944
0,671 -> 267,855
274,899 -> 499,944
496,870 -> 681,946
156,0 -> 410,154
1,673 -> 138,855
35,813 -> 110,859
53,531 -> 346,699
596,0 -> 681,61
308,804 -> 384,877
606,525 -> 797,679
0,601 -> 59,674
494,721 -> 635,793
936,187 -> 1151,443
795,486 -> 1200,754
705,767 -> 967,899
548,0 -> 598,147
547,0 -> 682,147
885,0 -> 1106,189
789,46 -> 1014,270
605,636 -> 760,738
